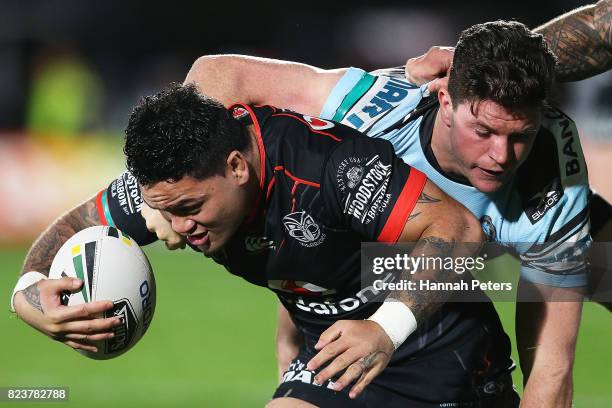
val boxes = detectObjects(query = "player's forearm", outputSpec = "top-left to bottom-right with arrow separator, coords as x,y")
535,0 -> 612,81
21,196 -> 100,277
516,289 -> 582,408
185,54 -> 343,115
275,302 -> 301,381
393,213 -> 483,325
521,362 -> 573,408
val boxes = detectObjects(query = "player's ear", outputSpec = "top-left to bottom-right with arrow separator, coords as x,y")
226,150 -> 250,185
437,88 -> 453,127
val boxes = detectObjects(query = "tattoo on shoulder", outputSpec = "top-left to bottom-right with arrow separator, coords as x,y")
417,191 -> 441,204
22,283 -> 43,313
408,192 -> 441,222
22,199 -> 100,277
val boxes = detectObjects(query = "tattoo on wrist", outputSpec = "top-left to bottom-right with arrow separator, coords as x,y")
22,284 -> 43,313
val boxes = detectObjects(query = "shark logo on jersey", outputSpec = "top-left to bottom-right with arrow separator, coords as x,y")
283,211 -> 326,247
480,215 -> 497,242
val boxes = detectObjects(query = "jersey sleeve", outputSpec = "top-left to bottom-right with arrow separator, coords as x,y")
95,171 -> 157,245
517,109 -> 591,288
321,136 -> 426,242
319,67 -> 427,139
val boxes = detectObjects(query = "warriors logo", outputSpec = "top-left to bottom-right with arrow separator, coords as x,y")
282,211 -> 326,247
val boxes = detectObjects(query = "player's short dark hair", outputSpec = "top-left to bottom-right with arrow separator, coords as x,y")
124,83 -> 249,186
447,20 -> 557,111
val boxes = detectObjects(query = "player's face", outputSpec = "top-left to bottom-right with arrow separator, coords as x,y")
141,171 -> 252,255
448,99 -> 541,193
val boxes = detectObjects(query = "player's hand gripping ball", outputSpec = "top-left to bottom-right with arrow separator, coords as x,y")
48,226 -> 156,359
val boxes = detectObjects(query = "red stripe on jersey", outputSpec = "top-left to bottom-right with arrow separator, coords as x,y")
271,113 -> 342,142
95,189 -> 109,225
230,103 -> 267,224
266,177 -> 276,200
273,166 -> 321,188
377,169 -> 427,243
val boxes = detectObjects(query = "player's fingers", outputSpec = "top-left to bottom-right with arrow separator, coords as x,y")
348,364 -> 383,399
63,340 -> 98,353
63,332 -> 115,342
57,300 -> 115,321
307,336 -> 349,371
60,316 -> 122,334
40,277 -> 82,295
330,358 -> 366,392
314,323 -> 343,350
312,349 -> 361,386
348,356 -> 388,399
427,76 -> 449,93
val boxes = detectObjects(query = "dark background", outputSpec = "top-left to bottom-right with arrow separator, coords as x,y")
0,0 -> 601,131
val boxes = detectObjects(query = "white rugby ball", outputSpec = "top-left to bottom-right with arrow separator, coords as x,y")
48,225 -> 156,360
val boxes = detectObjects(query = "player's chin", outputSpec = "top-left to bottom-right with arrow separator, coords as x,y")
471,173 -> 505,193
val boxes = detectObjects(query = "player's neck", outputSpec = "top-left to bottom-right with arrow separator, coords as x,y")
431,110 -> 465,179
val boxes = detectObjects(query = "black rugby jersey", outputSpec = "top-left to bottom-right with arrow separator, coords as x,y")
205,104 -> 426,329
97,105 -> 511,365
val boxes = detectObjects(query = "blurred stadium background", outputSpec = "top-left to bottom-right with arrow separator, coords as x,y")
1,0 -> 610,406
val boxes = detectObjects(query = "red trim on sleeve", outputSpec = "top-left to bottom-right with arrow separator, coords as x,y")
95,189 -> 108,225
377,169 -> 427,243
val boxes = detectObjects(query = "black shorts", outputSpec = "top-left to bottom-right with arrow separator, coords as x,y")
272,322 -> 519,408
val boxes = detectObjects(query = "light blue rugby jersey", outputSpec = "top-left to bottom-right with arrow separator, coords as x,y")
320,67 -> 591,287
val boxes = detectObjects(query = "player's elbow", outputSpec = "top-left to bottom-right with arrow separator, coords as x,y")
185,54 -> 242,85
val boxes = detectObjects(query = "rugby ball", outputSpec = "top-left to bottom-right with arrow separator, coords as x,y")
48,225 -> 155,360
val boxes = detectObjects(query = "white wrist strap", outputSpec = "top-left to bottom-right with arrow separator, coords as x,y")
367,300 -> 417,350
10,272 -> 47,312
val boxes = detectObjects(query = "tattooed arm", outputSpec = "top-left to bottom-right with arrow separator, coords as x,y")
21,196 -> 100,278
306,180 -> 483,399
535,0 -> 612,81
13,195 -> 120,353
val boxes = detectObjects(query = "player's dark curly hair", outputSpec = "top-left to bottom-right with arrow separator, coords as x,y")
124,83 -> 249,186
448,20 -> 557,111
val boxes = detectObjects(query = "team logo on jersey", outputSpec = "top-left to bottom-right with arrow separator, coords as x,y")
244,236 -> 276,253
303,115 -> 335,130
480,215 -> 497,242
338,155 -> 392,225
282,210 -> 326,247
231,106 -> 249,119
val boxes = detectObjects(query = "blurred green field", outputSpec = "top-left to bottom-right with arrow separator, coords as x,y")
2,244 -> 611,407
